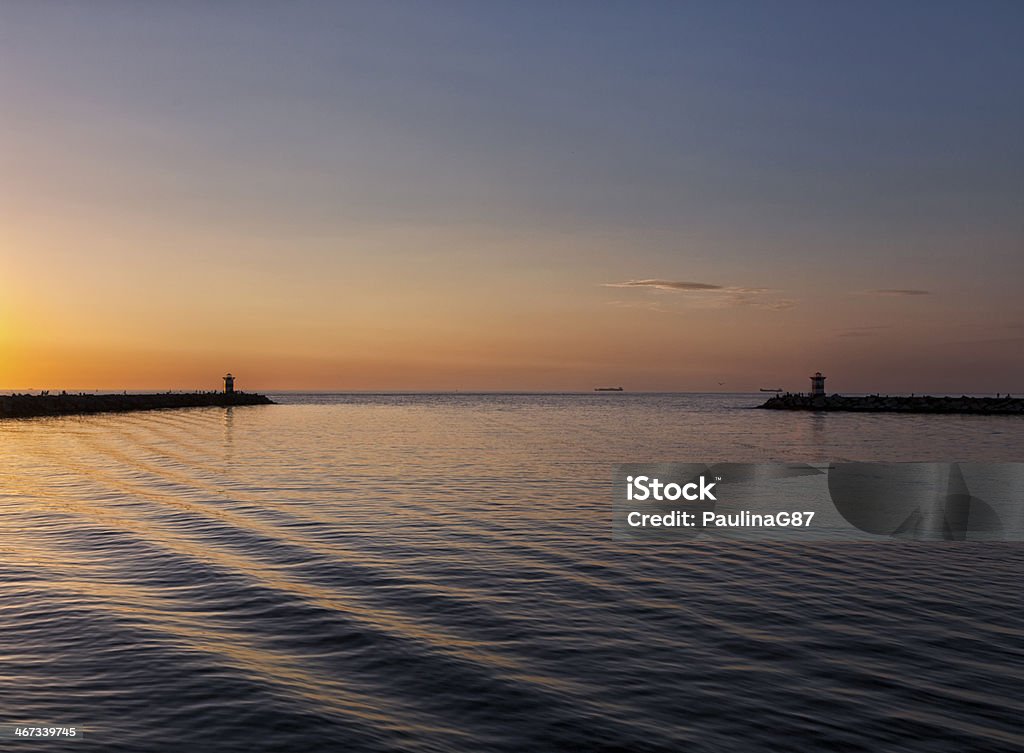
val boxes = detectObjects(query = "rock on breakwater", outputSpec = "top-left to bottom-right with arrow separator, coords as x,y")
1,392 -> 275,419
760,393 -> 1024,415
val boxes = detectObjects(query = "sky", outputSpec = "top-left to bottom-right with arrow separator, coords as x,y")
2,1 -> 1022,392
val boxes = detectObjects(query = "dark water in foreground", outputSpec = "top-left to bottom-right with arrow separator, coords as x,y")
1,393 -> 1022,752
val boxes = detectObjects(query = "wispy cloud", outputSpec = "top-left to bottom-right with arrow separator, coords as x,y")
604,279 -> 766,293
862,288 -> 931,296
603,279 -> 794,310
943,335 -> 1024,346
836,325 -> 891,338
605,299 -> 684,315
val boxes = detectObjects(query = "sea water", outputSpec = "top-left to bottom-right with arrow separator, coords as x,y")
1,393 -> 1021,751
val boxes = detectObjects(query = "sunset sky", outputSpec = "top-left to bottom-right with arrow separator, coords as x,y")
3,2 -> 1022,392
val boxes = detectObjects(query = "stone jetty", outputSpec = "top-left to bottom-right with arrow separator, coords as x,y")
1,391 -> 274,419
760,393 -> 1024,415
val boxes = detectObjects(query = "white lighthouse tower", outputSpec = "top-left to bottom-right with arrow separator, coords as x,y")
809,371 -> 826,397
223,373 -> 235,395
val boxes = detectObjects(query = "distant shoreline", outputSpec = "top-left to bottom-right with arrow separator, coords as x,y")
0,392 -> 275,419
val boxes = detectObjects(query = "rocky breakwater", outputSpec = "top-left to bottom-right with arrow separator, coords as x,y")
0,392 -> 275,419
760,393 -> 1024,415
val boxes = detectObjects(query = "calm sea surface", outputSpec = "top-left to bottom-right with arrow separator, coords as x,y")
1,393 -> 1022,752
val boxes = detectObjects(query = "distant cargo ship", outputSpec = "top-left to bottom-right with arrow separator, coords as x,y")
759,388 -> 783,392
594,387 -> 624,392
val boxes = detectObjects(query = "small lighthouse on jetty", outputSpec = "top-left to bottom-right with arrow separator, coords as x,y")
223,373 -> 236,395
809,371 -> 826,397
